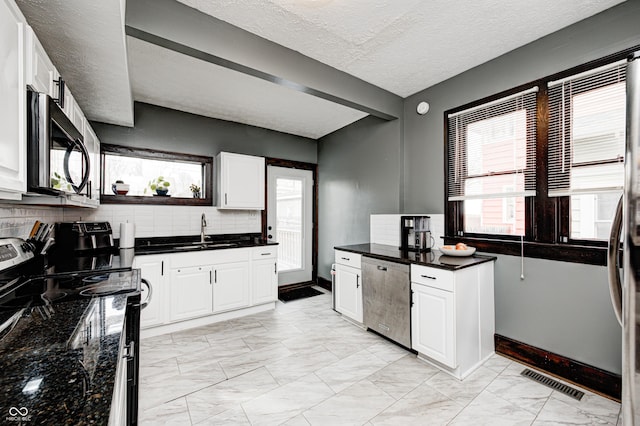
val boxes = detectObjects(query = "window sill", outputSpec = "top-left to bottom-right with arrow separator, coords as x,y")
442,236 -> 609,266
101,194 -> 213,206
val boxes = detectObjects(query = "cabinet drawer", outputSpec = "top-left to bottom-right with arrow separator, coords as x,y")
411,265 -> 454,292
253,246 -> 277,259
335,250 -> 361,269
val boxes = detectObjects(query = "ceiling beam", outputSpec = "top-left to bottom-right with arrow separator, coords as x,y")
126,0 -> 402,121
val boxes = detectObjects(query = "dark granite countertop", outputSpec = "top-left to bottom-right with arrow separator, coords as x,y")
133,232 -> 278,255
335,243 -> 496,270
0,272 -> 139,424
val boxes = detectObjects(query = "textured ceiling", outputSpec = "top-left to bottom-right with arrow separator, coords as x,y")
127,37 -> 367,139
16,0 -> 628,139
176,0 -> 627,97
16,0 -> 133,127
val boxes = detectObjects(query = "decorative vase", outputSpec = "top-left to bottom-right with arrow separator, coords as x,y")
192,191 -> 200,198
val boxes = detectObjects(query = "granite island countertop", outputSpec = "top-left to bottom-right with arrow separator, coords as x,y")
335,243 -> 496,270
0,279 -> 138,424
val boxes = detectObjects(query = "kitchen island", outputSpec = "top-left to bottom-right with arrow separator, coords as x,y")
334,243 -> 496,379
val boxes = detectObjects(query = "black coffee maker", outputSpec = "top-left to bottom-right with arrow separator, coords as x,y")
400,215 -> 432,252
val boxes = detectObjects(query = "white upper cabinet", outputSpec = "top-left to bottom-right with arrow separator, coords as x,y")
25,26 -> 56,97
216,152 -> 265,210
0,0 -> 26,199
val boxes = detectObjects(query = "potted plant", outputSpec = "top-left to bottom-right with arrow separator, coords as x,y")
144,176 -> 171,196
51,172 -> 72,192
189,183 -> 201,198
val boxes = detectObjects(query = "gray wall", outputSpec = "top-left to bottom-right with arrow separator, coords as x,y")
317,116 -> 403,279
400,1 -> 640,374
92,102 -> 317,163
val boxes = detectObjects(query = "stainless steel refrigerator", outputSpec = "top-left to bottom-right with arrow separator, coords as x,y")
609,50 -> 640,425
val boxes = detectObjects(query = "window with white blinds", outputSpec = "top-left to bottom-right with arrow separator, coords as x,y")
447,87 -> 537,236
547,60 -> 626,197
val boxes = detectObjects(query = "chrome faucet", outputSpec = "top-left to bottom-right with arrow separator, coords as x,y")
200,213 -> 207,243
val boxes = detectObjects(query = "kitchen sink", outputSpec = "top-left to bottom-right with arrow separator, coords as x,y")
173,242 -> 238,250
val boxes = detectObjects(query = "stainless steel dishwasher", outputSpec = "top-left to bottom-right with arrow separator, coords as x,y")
362,256 -> 411,348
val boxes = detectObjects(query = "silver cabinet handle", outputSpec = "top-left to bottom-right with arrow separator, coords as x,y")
274,263 -> 277,274
341,257 -> 350,261
209,270 -> 212,285
261,252 -> 272,256
356,275 -> 360,288
214,270 -> 217,283
421,274 -> 436,280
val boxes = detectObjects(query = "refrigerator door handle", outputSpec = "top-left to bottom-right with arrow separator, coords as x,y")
607,194 -> 623,326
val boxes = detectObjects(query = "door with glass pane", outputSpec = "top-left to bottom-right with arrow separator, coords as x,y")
267,166 -> 313,286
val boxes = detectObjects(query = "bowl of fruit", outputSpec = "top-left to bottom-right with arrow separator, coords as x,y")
439,243 -> 476,257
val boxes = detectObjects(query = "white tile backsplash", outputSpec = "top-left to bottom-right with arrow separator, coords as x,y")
0,204 -> 259,241
0,205 -> 65,239
63,205 -> 261,239
370,213 -> 445,249
370,215 -> 401,246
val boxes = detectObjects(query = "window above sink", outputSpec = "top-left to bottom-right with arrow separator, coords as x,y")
100,144 -> 213,206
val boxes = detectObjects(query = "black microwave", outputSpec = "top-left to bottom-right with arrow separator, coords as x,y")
26,89 -> 91,196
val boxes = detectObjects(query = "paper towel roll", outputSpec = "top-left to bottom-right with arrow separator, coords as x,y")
120,222 -> 135,248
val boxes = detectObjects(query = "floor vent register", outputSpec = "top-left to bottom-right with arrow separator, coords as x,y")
520,368 -> 585,401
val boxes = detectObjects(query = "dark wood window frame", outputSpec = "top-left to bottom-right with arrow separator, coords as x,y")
444,45 -> 640,266
100,144 -> 214,206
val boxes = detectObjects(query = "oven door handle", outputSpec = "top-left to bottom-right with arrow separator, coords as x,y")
140,278 -> 152,310
63,138 -> 91,194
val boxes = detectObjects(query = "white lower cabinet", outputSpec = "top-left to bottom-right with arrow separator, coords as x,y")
133,254 -> 168,329
135,245 -> 279,335
251,248 -> 277,305
334,250 -> 363,323
412,280 -> 455,367
411,261 -> 495,379
170,265 -> 213,322
213,261 -> 249,313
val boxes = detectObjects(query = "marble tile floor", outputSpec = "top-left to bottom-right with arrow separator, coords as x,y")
139,288 -> 621,425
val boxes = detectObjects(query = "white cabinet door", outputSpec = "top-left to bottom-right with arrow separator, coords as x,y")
26,27 -> 56,96
134,255 -> 167,329
83,121 -> 100,202
252,258 -> 277,305
217,152 -> 265,209
411,283 -> 456,368
335,263 -> 362,323
213,261 -> 250,312
0,0 -> 26,199
170,265 -> 213,321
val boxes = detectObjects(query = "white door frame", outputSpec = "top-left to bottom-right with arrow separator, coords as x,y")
266,164 -> 315,286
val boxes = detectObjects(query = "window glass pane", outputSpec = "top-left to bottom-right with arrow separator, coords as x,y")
467,109 -> 527,176
464,196 -> 525,236
103,154 -> 203,197
276,178 -> 302,272
572,82 -> 625,164
570,192 -> 621,240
